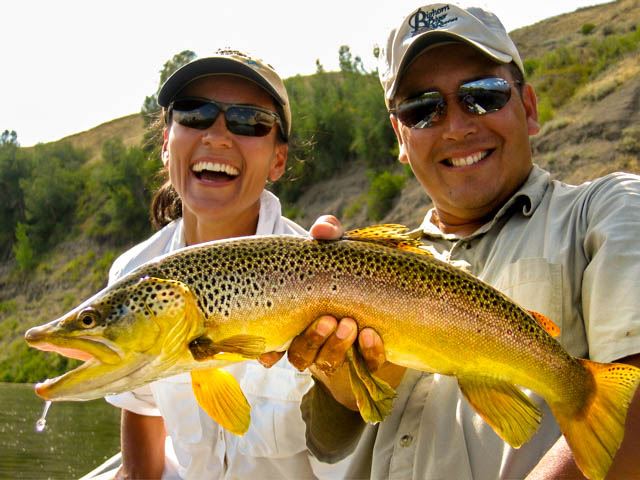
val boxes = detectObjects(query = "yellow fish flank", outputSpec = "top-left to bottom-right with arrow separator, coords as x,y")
25,225 -> 640,480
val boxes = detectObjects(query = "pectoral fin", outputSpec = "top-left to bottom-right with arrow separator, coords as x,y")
191,368 -> 251,435
214,335 -> 265,357
458,376 -> 541,448
189,335 -> 265,361
346,346 -> 396,423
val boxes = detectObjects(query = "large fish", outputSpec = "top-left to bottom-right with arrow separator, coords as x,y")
25,225 -> 640,480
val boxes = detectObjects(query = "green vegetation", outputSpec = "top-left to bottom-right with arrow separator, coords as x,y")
581,23 -> 597,35
367,171 -> 407,221
273,46 -> 397,206
527,24 -> 640,122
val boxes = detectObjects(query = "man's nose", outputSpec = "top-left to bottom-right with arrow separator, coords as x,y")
441,97 -> 477,141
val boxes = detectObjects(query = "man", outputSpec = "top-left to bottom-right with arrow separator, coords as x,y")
283,4 -> 640,479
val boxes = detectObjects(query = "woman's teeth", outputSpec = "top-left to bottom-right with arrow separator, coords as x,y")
448,151 -> 489,167
192,162 -> 240,176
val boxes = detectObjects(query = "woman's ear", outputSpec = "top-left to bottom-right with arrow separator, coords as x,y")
268,142 -> 288,182
161,128 -> 170,165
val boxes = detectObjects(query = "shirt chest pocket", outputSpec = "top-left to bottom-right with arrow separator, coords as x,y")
490,258 -> 564,332
237,362 -> 313,457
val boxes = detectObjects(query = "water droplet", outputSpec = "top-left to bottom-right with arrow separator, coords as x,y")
35,400 -> 52,432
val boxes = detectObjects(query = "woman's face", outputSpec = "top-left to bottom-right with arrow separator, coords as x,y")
162,75 -> 287,236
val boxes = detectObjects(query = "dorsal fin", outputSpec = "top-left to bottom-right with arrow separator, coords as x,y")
343,224 -> 430,255
528,310 -> 561,337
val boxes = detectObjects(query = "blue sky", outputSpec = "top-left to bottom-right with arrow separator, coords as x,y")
2,0 -> 608,146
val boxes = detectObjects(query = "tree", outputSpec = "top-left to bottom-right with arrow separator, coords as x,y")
19,143 -> 87,253
86,138 -> 158,243
338,45 -> 365,74
140,49 -> 197,126
0,130 -> 18,146
141,50 -> 197,156
0,135 -> 28,258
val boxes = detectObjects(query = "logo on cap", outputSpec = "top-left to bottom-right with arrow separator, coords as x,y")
408,5 -> 458,36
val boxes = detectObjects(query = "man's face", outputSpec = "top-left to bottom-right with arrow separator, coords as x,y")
391,43 -> 540,232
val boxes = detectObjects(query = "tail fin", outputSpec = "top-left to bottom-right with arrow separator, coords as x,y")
552,359 -> 640,480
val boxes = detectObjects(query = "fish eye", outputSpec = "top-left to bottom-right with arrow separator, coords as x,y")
78,309 -> 99,328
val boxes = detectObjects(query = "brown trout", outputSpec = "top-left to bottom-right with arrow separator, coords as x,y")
25,225 -> 640,480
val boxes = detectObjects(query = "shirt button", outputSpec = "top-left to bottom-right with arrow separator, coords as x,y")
399,434 -> 413,447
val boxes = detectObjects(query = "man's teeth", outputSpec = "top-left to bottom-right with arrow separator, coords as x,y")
449,151 -> 488,167
192,162 -> 240,176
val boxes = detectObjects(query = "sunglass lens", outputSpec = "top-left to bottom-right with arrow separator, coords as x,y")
396,92 -> 444,128
172,100 -> 220,130
226,107 -> 276,137
459,78 -> 511,115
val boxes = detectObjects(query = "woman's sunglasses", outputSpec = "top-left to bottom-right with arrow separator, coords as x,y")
390,77 -> 517,129
168,97 -> 285,138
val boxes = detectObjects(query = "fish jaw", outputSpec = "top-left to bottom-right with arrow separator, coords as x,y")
25,321 -> 123,365
34,354 -> 149,401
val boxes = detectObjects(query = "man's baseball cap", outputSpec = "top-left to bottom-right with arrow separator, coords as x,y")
379,3 -> 525,106
158,49 -> 291,140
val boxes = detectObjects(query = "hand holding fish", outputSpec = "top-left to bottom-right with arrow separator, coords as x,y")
283,216 -> 405,410
259,215 -> 401,410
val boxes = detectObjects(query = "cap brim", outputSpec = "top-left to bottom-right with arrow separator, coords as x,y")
389,31 -> 513,100
157,57 -> 286,107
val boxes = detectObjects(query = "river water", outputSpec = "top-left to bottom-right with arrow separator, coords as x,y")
0,382 -> 120,479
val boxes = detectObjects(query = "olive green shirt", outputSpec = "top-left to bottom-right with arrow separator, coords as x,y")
305,165 -> 640,479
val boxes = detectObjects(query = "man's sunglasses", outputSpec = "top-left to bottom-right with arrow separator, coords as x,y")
168,97 -> 285,138
390,77 -> 517,129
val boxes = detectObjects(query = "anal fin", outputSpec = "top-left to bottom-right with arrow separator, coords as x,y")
346,346 -> 396,423
191,368 -> 251,436
458,376 -> 541,448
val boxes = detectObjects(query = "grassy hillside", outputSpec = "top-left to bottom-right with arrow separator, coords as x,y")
1,0 -> 639,383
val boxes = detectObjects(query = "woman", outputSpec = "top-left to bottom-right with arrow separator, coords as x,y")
106,50 -> 334,479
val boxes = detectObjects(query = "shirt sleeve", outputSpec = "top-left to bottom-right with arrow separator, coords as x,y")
105,384 -> 161,416
582,174 -> 640,362
301,379 -> 366,463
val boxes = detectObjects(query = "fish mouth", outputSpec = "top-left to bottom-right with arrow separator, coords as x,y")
25,328 -> 123,365
35,358 -> 103,400
33,353 -> 151,402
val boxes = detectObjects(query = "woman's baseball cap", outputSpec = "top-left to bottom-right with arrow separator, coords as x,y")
158,49 -> 291,139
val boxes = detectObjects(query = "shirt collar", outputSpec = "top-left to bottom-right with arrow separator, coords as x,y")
167,218 -> 186,252
419,165 -> 551,240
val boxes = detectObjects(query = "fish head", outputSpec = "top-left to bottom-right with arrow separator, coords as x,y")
25,276 -> 211,401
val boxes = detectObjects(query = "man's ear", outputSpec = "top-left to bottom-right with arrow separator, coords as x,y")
390,114 -> 410,164
522,83 -> 540,136
268,143 -> 288,182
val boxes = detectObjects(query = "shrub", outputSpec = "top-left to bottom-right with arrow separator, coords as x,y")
581,23 -> 597,35
618,126 -> 640,154
13,222 -> 36,271
536,95 -> 555,125
367,171 -> 406,221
